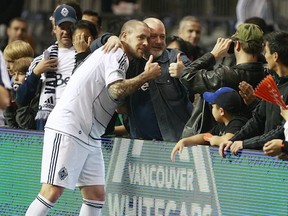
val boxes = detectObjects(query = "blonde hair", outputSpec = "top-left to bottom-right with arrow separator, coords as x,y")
12,57 -> 33,74
3,40 -> 34,61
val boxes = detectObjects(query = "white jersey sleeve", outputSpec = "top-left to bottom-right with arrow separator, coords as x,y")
104,48 -> 127,87
284,121 -> 288,141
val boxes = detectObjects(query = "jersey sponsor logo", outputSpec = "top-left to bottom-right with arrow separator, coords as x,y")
58,167 -> 68,180
140,82 -> 149,91
44,73 -> 70,94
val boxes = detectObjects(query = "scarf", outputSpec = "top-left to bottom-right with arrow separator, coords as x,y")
27,43 -> 58,121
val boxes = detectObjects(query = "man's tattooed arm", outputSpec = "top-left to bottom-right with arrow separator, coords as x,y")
108,56 -> 161,100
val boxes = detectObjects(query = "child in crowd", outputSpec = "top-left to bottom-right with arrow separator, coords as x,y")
3,40 -> 34,77
171,87 -> 248,161
4,57 -> 38,129
2,40 -> 35,128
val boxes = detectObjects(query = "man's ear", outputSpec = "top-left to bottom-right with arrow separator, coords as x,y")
52,22 -> 57,35
177,28 -> 181,37
219,107 -> 225,116
274,52 -> 279,62
119,31 -> 127,41
235,40 -> 241,52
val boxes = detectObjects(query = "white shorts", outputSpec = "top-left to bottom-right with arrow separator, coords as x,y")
41,129 -> 105,190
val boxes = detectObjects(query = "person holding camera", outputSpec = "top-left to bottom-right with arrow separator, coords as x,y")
169,23 -> 266,137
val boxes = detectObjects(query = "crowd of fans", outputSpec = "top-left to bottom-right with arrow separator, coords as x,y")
0,0 -> 288,161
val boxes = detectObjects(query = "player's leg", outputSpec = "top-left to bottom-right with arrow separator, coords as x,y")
79,185 -> 105,216
40,183 -> 65,202
78,146 -> 105,216
26,131 -> 65,215
26,130 -> 90,215
25,184 -> 64,216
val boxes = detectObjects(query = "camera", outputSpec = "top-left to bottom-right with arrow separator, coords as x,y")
43,50 -> 50,60
227,41 -> 235,54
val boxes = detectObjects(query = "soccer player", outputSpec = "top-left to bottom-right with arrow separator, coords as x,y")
25,19 -> 161,216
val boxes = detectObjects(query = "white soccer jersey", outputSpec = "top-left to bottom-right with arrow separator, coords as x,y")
45,48 -> 128,147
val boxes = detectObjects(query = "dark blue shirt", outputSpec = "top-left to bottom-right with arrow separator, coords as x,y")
128,80 -> 162,140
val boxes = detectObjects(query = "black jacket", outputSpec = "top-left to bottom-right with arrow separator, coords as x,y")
180,52 -> 265,94
4,87 -> 39,129
180,52 -> 266,137
230,75 -> 288,149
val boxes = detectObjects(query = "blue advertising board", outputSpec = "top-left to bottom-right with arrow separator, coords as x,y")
0,128 -> 287,215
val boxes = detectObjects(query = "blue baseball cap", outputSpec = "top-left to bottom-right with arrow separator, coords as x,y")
54,4 -> 77,26
203,87 -> 242,113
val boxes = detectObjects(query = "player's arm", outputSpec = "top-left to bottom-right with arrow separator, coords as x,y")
108,55 -> 161,100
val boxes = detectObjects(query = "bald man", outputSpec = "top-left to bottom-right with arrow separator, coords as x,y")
90,17 -> 194,141
124,17 -> 194,141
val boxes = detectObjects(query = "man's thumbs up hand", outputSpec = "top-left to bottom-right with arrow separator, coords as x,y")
143,55 -> 161,80
169,53 -> 185,78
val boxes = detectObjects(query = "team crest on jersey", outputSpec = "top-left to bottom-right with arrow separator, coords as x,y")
58,167 -> 68,180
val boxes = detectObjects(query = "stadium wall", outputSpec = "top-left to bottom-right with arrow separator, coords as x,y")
0,128 -> 287,215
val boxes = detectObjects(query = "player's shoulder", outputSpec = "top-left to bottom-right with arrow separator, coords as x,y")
105,48 -> 127,61
112,47 -> 126,56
